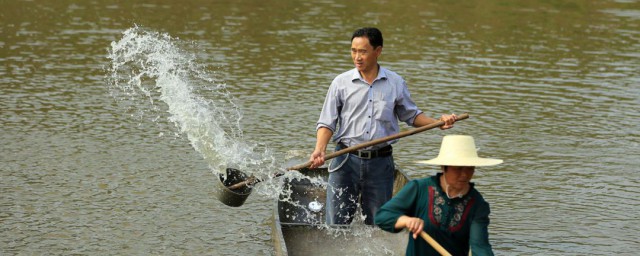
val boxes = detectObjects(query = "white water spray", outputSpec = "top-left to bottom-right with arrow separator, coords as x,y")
106,26 -> 275,175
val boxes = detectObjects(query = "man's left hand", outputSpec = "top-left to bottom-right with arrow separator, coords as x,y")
440,113 -> 457,129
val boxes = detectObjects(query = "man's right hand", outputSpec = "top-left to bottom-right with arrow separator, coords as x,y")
309,149 -> 326,168
309,127 -> 333,168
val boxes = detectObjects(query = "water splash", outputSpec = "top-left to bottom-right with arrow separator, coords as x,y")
105,27 -> 392,252
106,25 -> 275,175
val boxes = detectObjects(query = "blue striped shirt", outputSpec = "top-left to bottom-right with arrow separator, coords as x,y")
316,67 -> 423,149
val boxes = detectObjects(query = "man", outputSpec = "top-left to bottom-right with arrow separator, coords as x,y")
309,27 -> 457,225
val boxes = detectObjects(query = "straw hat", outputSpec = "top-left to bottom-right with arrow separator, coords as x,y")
417,135 -> 503,167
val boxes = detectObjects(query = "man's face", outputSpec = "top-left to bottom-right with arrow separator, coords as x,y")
351,36 -> 381,74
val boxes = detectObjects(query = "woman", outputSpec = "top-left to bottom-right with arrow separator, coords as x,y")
374,135 -> 503,256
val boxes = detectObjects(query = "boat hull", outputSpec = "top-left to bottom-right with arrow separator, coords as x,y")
271,167 -> 411,256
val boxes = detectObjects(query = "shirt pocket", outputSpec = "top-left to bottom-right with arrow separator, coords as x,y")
373,100 -> 395,122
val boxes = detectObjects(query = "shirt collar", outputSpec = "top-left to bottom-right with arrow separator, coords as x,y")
351,66 -> 388,83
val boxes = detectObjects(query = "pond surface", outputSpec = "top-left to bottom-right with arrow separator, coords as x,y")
2,0 -> 639,255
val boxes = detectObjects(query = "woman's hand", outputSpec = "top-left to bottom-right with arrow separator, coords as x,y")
396,216 -> 425,240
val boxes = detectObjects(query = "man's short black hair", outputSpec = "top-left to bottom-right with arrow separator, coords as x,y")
351,27 -> 383,48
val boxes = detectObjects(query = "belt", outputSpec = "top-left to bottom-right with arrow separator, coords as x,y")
338,143 -> 393,159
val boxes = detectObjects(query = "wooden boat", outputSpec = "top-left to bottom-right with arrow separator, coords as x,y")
271,167 -> 411,256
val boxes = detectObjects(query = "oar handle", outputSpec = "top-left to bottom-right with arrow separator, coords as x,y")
419,231 -> 452,256
286,113 -> 469,171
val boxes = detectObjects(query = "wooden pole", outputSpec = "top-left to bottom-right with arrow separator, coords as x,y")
419,231 -> 452,256
227,113 -> 469,190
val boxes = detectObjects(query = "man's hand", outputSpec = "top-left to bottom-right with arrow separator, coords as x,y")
309,127 -> 332,168
439,113 -> 458,130
309,149 -> 326,168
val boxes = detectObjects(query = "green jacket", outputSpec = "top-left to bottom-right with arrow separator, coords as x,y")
374,173 -> 494,256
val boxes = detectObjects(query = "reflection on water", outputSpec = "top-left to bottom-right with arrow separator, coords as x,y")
1,0 -> 639,255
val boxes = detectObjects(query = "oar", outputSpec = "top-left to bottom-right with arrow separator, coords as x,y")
420,231 -> 452,256
226,113 -> 469,190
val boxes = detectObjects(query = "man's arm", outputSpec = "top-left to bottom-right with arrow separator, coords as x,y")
309,127 -> 333,168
